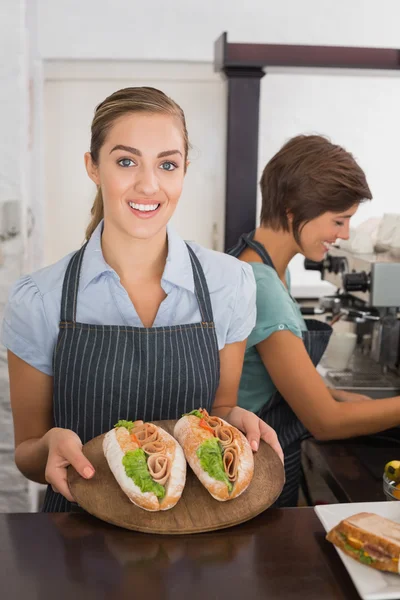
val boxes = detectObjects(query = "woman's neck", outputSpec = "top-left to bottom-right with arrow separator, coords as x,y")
254,226 -> 299,281
101,220 -> 168,284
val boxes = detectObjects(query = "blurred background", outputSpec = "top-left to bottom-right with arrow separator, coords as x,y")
2,0 -> 400,511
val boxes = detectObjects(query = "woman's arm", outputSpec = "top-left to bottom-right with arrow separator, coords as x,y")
328,388 -> 372,403
211,342 -> 284,462
256,331 -> 400,440
8,351 -> 95,500
211,341 -> 247,417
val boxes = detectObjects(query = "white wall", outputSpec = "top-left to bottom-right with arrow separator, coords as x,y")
0,0 -> 31,513
43,61 -> 226,263
257,69 -> 400,294
37,0 -> 400,61
33,0 -> 400,295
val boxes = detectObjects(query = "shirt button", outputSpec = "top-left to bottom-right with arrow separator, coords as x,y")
278,324 -> 285,330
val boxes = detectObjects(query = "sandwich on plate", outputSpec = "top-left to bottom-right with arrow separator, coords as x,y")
174,408 -> 254,501
326,512 -> 400,574
103,420 -> 186,511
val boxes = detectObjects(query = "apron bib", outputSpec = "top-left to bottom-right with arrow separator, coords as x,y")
43,242 -> 220,512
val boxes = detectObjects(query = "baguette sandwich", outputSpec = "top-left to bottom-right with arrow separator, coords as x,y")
174,409 -> 254,501
103,420 -> 186,511
326,512 -> 400,574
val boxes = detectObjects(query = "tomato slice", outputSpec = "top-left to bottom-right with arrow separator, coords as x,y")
199,419 -> 215,434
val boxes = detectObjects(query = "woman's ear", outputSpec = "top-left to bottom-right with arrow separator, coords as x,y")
286,210 -> 294,224
84,152 -> 100,186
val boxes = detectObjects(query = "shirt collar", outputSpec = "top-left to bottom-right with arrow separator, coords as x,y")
80,220 -> 115,291
162,223 -> 195,293
79,220 -> 195,294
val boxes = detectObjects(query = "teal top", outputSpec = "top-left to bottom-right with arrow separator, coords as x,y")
238,262 -> 307,414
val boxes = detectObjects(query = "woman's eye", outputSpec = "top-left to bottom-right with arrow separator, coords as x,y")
118,158 -> 134,167
335,221 -> 344,227
160,161 -> 177,171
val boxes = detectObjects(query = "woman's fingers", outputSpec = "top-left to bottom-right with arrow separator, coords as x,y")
45,428 -> 95,502
49,471 -> 75,503
259,421 -> 284,464
65,443 -> 95,479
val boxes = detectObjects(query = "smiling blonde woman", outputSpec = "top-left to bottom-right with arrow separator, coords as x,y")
1,87 -> 283,513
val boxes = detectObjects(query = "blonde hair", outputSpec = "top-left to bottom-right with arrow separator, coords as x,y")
85,87 -> 190,240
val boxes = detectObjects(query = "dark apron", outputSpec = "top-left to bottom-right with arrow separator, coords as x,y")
229,231 -> 332,507
43,242 -> 220,512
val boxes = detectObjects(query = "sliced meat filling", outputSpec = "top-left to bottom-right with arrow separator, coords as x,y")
363,544 -> 393,561
223,444 -> 239,482
214,425 -> 234,447
206,416 -> 224,430
133,423 -> 158,445
147,454 -> 171,486
142,440 -> 166,455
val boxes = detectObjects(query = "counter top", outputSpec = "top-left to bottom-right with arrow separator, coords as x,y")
0,509 -> 362,600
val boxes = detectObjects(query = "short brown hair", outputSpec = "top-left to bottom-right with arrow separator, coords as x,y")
259,135 -> 372,244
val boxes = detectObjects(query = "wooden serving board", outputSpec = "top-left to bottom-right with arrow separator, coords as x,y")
67,420 -> 285,534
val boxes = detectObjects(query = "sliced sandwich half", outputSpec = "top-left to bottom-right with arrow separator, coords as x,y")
326,512 -> 400,574
103,420 -> 186,511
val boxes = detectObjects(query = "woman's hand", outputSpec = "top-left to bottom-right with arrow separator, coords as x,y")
224,406 -> 284,464
44,428 -> 95,502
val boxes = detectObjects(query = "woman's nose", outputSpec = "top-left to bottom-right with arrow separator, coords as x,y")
339,222 -> 351,241
135,168 -> 160,196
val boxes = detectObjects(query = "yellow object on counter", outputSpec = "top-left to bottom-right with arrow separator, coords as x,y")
384,460 -> 400,484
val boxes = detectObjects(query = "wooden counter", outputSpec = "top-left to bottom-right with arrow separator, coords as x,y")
0,509 -> 363,600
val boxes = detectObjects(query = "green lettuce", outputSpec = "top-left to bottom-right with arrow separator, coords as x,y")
114,420 -> 135,432
183,409 -> 203,418
197,438 -> 232,492
339,533 -> 375,565
122,449 -> 165,499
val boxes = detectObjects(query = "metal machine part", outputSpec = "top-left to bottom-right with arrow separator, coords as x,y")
304,246 -> 400,391
310,246 -> 400,308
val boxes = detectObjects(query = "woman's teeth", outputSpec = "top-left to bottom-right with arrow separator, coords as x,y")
129,202 -> 160,212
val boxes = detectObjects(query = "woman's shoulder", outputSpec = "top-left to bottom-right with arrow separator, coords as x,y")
248,262 -> 297,318
186,241 -> 255,290
186,241 -> 256,346
3,251 -> 75,341
26,251 -> 75,297
249,262 -> 291,295
1,251 -> 76,376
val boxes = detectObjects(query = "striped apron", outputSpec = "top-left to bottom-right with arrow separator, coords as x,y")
229,231 -> 332,507
42,241 -> 220,512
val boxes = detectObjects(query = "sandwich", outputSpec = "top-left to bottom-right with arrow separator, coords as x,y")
326,512 -> 400,574
174,408 -> 254,501
103,420 -> 186,511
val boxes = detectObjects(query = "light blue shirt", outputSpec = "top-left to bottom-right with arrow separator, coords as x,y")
1,221 -> 256,376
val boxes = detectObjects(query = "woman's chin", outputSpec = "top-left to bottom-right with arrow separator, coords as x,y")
305,249 -> 326,262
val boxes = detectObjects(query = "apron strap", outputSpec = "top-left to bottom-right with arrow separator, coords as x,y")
185,243 -> 214,323
228,231 -> 276,271
60,243 -> 88,323
60,240 -> 214,325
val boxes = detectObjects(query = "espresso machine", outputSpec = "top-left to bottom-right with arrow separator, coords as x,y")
304,246 -> 400,396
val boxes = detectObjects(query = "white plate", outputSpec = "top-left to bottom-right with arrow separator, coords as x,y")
315,502 -> 400,600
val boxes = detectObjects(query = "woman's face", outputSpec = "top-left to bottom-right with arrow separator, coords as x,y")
85,112 -> 186,240
297,204 -> 359,261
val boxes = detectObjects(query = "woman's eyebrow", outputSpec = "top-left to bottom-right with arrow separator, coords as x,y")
109,146 -> 182,159
157,150 -> 182,158
110,144 -> 141,156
